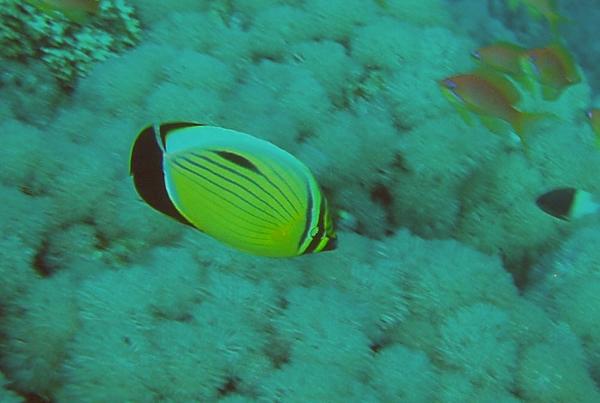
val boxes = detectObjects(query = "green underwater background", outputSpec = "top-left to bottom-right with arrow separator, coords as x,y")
2,0 -> 600,401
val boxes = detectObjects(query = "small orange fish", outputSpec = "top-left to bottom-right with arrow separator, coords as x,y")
587,109 -> 600,146
25,0 -> 99,23
439,72 -> 543,148
520,43 -> 580,100
472,42 -> 527,77
507,0 -> 565,32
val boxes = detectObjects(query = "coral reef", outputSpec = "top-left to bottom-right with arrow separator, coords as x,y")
0,0 -> 140,87
1,0 -> 600,401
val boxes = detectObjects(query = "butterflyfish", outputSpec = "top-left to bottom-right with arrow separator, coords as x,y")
24,0 -> 100,23
520,43 -> 581,101
536,187 -> 600,220
129,122 -> 337,257
439,71 -> 543,149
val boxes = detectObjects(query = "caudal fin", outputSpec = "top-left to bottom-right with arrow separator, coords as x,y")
511,111 -> 555,154
513,111 -> 553,136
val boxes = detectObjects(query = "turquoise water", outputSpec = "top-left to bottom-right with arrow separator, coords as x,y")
1,0 -> 600,401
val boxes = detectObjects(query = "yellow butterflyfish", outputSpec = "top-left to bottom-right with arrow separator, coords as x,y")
129,122 -> 337,257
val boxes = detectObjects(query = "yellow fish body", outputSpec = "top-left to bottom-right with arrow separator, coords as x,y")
129,122 -> 337,257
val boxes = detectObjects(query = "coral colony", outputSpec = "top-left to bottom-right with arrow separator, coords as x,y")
1,0 -> 600,401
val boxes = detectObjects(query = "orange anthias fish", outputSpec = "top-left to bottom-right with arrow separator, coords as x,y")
439,72 -> 543,148
520,43 -> 581,100
472,42 -> 527,77
25,0 -> 100,23
507,0 -> 565,32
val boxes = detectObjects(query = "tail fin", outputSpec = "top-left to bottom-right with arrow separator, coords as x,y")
512,111 -> 555,153
513,111 -> 553,135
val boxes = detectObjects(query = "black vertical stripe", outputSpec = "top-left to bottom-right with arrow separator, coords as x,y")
262,160 -> 303,215
211,150 -> 301,216
302,197 -> 325,255
129,124 -> 193,227
297,186 -> 313,250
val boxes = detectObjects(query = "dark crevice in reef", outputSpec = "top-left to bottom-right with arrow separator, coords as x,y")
501,250 -> 537,292
294,129 -> 313,144
218,377 -> 239,397
151,309 -> 193,323
392,152 -> 411,174
264,333 -> 290,370
94,228 -> 111,251
11,389 -> 52,403
370,183 -> 396,236
276,296 -> 289,310
32,240 -> 55,277
370,183 -> 393,207
369,341 -> 382,354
